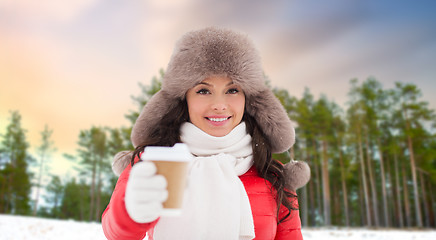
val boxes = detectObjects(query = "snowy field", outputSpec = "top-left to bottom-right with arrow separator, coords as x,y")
1,214 -> 435,240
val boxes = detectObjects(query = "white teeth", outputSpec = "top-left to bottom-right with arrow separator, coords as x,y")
208,117 -> 228,122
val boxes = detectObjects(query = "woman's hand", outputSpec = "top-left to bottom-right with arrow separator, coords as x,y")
125,161 -> 168,223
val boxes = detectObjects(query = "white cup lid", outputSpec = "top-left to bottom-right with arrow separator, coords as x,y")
141,143 -> 192,162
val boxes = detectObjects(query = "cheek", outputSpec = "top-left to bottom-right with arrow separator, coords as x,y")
232,97 -> 245,116
187,98 -> 205,119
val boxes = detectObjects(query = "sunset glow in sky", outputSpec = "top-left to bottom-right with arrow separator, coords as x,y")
1,0 -> 435,177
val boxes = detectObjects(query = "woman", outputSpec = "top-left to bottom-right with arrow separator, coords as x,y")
102,27 -> 310,240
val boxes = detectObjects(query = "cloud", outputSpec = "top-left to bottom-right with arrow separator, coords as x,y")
0,0 -> 101,23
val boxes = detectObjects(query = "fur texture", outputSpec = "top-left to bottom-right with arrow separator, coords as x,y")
284,160 -> 311,191
112,151 -> 133,176
131,27 -> 294,153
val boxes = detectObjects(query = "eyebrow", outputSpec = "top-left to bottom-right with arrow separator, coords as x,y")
197,81 -> 236,87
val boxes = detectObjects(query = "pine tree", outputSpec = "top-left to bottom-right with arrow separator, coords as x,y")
391,82 -> 435,227
293,88 -> 318,226
0,111 -> 33,215
126,69 -> 164,125
347,79 -> 372,226
60,178 -> 90,221
33,125 -> 56,216
312,95 -> 339,226
44,175 -> 63,218
76,127 -> 108,221
356,77 -> 390,227
332,113 -> 350,226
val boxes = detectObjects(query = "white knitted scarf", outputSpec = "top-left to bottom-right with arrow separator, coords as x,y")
153,122 -> 255,240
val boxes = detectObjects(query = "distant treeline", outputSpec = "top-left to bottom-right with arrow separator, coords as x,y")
1,70 -> 435,228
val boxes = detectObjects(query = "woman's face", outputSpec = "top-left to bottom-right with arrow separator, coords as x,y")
186,76 -> 245,137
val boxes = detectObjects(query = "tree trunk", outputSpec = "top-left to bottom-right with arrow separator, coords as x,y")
79,183 -> 85,221
402,163 -> 412,227
358,169 -> 365,226
307,145 -> 316,226
321,139 -> 331,226
394,151 -> 404,228
418,170 -> 430,227
338,148 -> 349,226
315,158 -> 323,225
54,191 -> 59,218
8,149 -> 16,214
95,158 -> 102,222
403,109 -> 423,227
301,144 -> 309,227
313,139 -> 322,226
301,184 -> 308,227
385,154 -> 394,227
33,153 -> 45,216
308,168 -> 316,226
377,138 -> 389,227
0,175 -> 6,212
358,130 -> 372,226
7,172 -> 13,213
364,132 -> 379,227
289,146 -> 295,161
89,158 -> 97,221
332,181 -> 340,225
428,180 -> 436,227
406,135 -> 422,227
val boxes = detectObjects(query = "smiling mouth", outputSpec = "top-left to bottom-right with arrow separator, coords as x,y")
206,117 -> 231,122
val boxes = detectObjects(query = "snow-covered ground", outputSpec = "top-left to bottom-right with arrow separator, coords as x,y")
301,227 -> 436,240
0,214 -> 106,240
1,214 -> 435,240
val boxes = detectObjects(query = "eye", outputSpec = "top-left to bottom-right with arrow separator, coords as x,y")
227,88 -> 240,94
196,88 -> 210,95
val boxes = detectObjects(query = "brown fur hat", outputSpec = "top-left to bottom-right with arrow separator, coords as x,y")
114,27 -> 310,190
132,27 -> 294,153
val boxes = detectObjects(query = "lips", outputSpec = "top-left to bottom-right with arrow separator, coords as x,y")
207,117 -> 230,122
205,116 -> 231,125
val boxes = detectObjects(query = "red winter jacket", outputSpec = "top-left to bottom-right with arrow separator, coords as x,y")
102,159 -> 303,240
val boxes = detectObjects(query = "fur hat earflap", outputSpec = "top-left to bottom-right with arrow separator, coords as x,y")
131,27 -> 295,153
112,151 -> 133,176
284,160 -> 311,191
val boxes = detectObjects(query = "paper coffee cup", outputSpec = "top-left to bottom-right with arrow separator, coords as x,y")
140,143 -> 192,216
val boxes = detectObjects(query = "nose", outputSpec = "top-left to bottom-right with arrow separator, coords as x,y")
213,104 -> 227,111
211,96 -> 227,111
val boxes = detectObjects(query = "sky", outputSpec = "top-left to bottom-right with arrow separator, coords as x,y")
1,0 -> 436,178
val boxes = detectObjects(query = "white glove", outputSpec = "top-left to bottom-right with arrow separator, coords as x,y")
125,161 -> 168,223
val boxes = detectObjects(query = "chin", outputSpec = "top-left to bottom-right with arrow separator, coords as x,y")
207,129 -> 232,137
